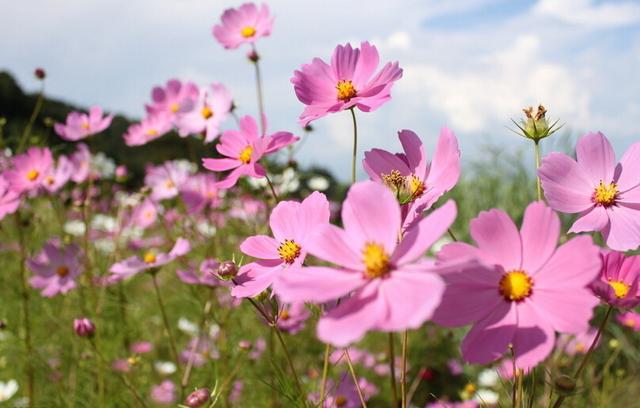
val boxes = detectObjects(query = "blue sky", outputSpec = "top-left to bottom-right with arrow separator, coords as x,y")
2,0 -> 640,180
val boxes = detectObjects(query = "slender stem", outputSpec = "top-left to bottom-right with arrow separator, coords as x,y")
18,84 -> 45,153
349,108 -> 358,184
388,332 -> 398,407
272,326 -> 304,397
319,344 -> 331,404
344,350 -> 367,408
400,331 -> 408,408
181,298 -> 212,389
14,212 -> 34,407
534,140 -> 542,201
510,344 -> 517,408
150,272 -> 181,380
252,45 -> 266,136
264,171 -> 280,202
551,305 -> 613,408
447,228 -> 458,241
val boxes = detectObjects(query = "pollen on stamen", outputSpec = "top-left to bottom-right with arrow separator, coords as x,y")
608,280 -> 630,299
56,265 -> 70,277
336,80 -> 357,101
143,251 -> 157,264
239,146 -> 253,164
240,26 -> 256,38
408,175 -> 426,199
81,122 -> 90,130
362,242 -> 390,279
201,106 -> 213,119
278,240 -> 301,264
170,102 -> 180,113
498,270 -> 533,301
26,169 -> 39,181
146,128 -> 159,136
593,181 -> 618,207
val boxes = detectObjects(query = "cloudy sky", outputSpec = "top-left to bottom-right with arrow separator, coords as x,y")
2,0 -> 640,180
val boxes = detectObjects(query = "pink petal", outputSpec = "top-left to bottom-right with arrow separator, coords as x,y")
269,201 -> 301,243
616,142 -> 640,192
362,148 -> 411,181
424,127 -> 461,193
202,158 -> 239,172
575,132 -> 616,184
529,288 -> 598,334
520,201 -> 560,273
469,208 -> 522,271
512,301 -> 556,369
533,235 -> 601,288
398,129 -> 427,177
231,262 -> 281,298
603,205 -> 640,251
240,235 -> 280,260
331,43 -> 358,81
274,266 -> 365,303
538,152 -> 594,213
351,42 -> 379,88
568,206 -> 609,234
308,224 -> 362,270
461,302 -> 517,365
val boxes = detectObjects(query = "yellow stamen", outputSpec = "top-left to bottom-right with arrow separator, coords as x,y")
239,145 -> 253,164
201,106 -> 213,119
464,383 -> 477,395
165,180 -> 175,189
143,251 -> 157,264
26,169 -> 39,181
381,169 -> 405,190
81,122 -> 90,130
499,270 -> 533,301
170,102 -> 180,113
56,265 -> 70,277
241,26 -> 257,38
45,176 -> 55,186
335,395 -> 347,407
336,80 -> 357,101
608,280 -> 630,299
146,128 -> 158,136
362,242 -> 390,279
278,240 -> 301,264
575,342 -> 586,353
279,310 -> 290,321
593,181 -> 618,207
408,174 -> 426,199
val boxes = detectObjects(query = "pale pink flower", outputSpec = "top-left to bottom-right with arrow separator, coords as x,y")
176,260 -> 221,287
432,202 -> 601,369
590,250 -> 640,308
175,83 -> 232,143
108,238 -> 191,282
212,3 -> 274,50
145,162 -> 190,201
308,372 -> 378,408
364,128 -> 460,229
28,239 -> 82,297
4,147 -> 53,193
69,143 -> 92,183
232,191 -> 330,298
539,132 -> 640,251
130,197 -> 158,230
277,181 -> 455,347
557,328 -> 599,356
617,310 -> 640,331
292,41 -> 402,126
202,115 -> 298,189
180,173 -> 221,214
145,79 -> 199,118
0,176 -> 20,220
123,114 -> 172,146
42,155 -> 73,193
54,106 -> 113,141
150,380 -> 176,405
276,302 -> 311,334
130,341 -> 153,354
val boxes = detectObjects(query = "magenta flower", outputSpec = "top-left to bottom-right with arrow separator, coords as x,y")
202,115 -> 298,189
4,147 -> 53,193
308,372 -> 378,408
232,191 -> 330,298
276,302 -> 311,334
176,260 -> 221,287
617,310 -> 640,331
292,41 -> 402,126
130,341 -> 153,354
557,328 -> 599,356
145,162 -> 190,201
431,202 -> 601,369
28,239 -> 82,297
539,132 -> 640,251
42,155 -> 73,193
590,250 -> 640,308
73,318 -> 96,338
108,238 -> 191,282
150,380 -> 176,405
145,79 -> 199,118
0,176 -> 20,220
212,3 -> 274,50
277,181 -> 455,347
123,114 -> 172,146
364,128 -> 460,229
130,197 -> 158,230
180,173 -> 221,214
175,83 -> 232,143
69,143 -> 92,183
54,106 -> 113,141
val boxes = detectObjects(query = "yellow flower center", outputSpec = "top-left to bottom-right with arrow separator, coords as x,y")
464,383 -> 477,395
382,169 -> 405,190
170,102 -> 180,113
381,170 -> 426,204
146,128 -> 158,136
335,395 -> 347,406
241,26 -> 257,38
143,251 -> 157,264
575,342 -> 586,353
336,80 -> 357,101
26,169 -> 39,181
239,145 -> 253,164
408,175 -> 426,199
593,181 -> 618,207
165,180 -> 175,189
608,280 -> 630,299
201,106 -> 213,119
362,242 -> 390,279
81,122 -> 90,130
45,176 -> 55,186
279,310 -> 290,321
624,318 -> 636,328
278,240 -> 301,264
499,270 -> 533,301
56,265 -> 70,277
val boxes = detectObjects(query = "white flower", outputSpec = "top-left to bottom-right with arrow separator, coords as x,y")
115,191 -> 142,207
197,222 -> 217,237
91,214 -> 117,232
307,176 -> 329,191
276,168 -> 300,194
474,389 -> 499,405
478,369 -> 499,387
0,379 -> 18,401
247,177 -> 268,189
178,317 -> 199,335
153,361 -> 177,375
91,152 -> 116,179
94,239 -> 116,254
173,159 -> 197,174
63,220 -> 86,236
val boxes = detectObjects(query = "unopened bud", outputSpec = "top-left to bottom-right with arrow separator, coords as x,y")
247,50 -> 260,62
0,320 -> 6,330
34,68 -> 46,80
216,261 -> 238,280
512,104 -> 562,142
185,388 -> 210,407
73,318 -> 95,338
554,374 -> 576,396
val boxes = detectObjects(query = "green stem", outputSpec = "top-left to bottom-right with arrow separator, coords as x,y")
150,272 -> 181,385
181,298 -> 212,389
447,228 -> 458,242
264,171 -> 280,202
388,332 -> 398,407
272,326 -> 304,397
534,140 -> 542,201
18,84 -> 45,153
252,45 -> 266,136
401,331 -> 408,408
349,108 -> 358,184
319,343 -> 331,405
344,350 -> 367,407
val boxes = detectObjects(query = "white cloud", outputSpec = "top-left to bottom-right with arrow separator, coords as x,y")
534,0 -> 640,28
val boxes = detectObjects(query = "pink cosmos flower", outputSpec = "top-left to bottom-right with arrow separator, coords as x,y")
28,239 -> 82,297
130,197 -> 158,230
426,401 -> 478,408
292,41 -> 402,126
176,260 -> 221,287
145,162 -> 190,201
202,115 -> 298,189
212,3 -> 274,50
276,302 -> 311,334
308,373 -> 378,408
231,191 -> 330,298
538,132 -> 640,251
73,317 -> 96,337
180,336 -> 219,367
617,310 -> 640,331
0,176 -> 20,220
42,155 -> 73,193
130,341 -> 153,354
150,380 -> 176,405
276,181 -> 455,347
180,173 -> 221,214
123,114 -> 172,146
590,250 -> 640,308
145,79 -> 199,118
364,128 -> 460,230
4,147 -> 53,193
557,328 -> 599,356
175,83 -> 232,143
69,143 -> 92,183
431,201 -> 601,369
108,238 -> 191,282
54,106 -> 113,141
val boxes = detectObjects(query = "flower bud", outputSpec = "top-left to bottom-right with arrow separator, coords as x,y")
34,68 -> 46,80
73,318 -> 95,338
511,104 -> 562,142
554,374 -> 576,396
247,50 -> 260,62
216,261 -> 238,280
184,388 -> 210,407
